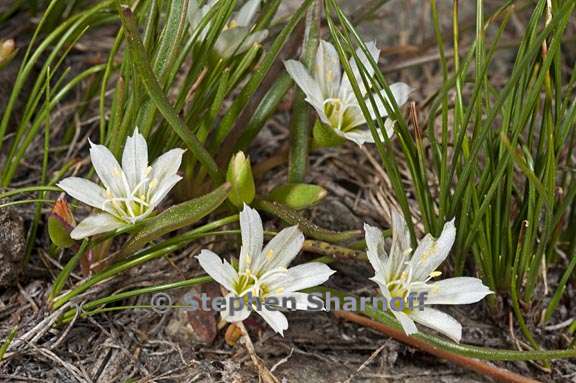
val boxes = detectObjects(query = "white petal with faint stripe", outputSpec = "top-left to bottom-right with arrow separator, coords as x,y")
410,307 -> 462,343
255,225 -> 303,274
284,60 -> 324,111
235,0 -> 260,26
257,307 -> 288,336
57,177 -> 107,211
71,213 -> 123,239
122,128 -> 148,189
284,263 -> 336,292
424,277 -> 492,305
315,40 -> 341,98
238,204 -> 264,273
89,141 -> 125,196
410,219 -> 456,280
196,250 -> 238,293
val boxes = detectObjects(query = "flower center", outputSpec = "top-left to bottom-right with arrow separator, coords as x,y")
385,264 -> 441,313
102,167 -> 157,224
233,268 -> 288,304
323,98 -> 360,132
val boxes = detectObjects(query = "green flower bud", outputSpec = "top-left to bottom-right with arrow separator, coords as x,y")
226,151 -> 256,208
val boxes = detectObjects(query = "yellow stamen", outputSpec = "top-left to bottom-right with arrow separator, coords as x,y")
265,250 -> 274,259
429,271 -> 442,278
149,178 -> 158,190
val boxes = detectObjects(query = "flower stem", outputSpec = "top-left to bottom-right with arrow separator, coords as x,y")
254,199 -> 361,243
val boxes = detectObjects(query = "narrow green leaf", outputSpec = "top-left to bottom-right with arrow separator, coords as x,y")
118,5 -> 223,183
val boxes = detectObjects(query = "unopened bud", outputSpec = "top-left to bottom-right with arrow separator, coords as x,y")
48,194 -> 77,248
0,39 -> 15,65
226,151 -> 255,208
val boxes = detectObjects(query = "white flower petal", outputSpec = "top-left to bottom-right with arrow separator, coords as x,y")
378,283 -> 418,335
187,0 -> 202,30
335,127 -> 373,146
237,30 -> 268,54
70,213 -> 124,239
424,277 -> 492,305
235,0 -> 261,26
364,223 -> 388,275
57,177 -> 107,211
221,293 -> 252,323
238,204 -> 264,273
389,82 -> 411,107
410,219 -> 456,281
217,29 -> 268,58
409,307 -> 462,343
315,40 -> 341,98
257,306 -> 288,336
196,249 -> 238,293
367,82 -> 412,119
392,310 -> 419,335
214,27 -> 249,58
386,208 -> 412,278
259,268 -> 291,290
273,292 -> 314,310
355,41 -> 380,79
284,262 -> 336,292
341,41 -> 380,96
334,118 -> 395,146
89,141 -> 125,196
121,128 -> 148,189
254,225 -> 304,274
150,148 -> 185,185
149,174 -> 182,208
284,60 -> 324,112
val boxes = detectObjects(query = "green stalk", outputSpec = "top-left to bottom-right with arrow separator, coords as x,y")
254,199 -> 361,243
58,276 -> 212,323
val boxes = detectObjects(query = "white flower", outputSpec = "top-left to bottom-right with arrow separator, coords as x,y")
196,204 -> 336,336
57,129 -> 185,240
188,0 -> 269,59
284,40 -> 411,145
364,210 -> 492,342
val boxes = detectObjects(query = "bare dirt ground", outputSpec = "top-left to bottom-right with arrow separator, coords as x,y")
1,1 -> 576,382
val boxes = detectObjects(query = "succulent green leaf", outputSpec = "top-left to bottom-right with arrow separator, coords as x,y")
268,183 -> 327,210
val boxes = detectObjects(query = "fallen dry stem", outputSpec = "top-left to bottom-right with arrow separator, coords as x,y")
335,311 -> 542,383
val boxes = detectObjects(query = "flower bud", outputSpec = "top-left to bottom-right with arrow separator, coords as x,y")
0,39 -> 14,56
226,151 -> 255,208
48,194 -> 77,248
